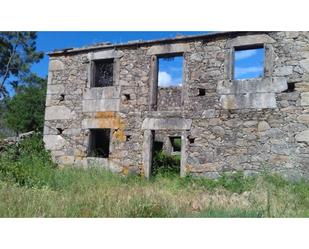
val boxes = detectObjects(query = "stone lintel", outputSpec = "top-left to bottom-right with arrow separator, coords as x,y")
83,86 -> 121,100
220,93 -> 277,109
147,43 -> 189,55
88,50 -> 124,60
45,106 -> 76,120
226,34 -> 275,48
82,117 -> 120,129
82,99 -> 120,112
217,77 -> 287,94
141,118 -> 192,130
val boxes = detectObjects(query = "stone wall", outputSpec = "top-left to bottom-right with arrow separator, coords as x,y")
157,87 -> 182,111
44,31 -> 309,180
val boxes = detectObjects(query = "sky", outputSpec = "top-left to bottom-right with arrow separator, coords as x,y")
158,56 -> 183,87
30,31 -> 263,85
234,47 -> 264,79
31,31 -> 206,79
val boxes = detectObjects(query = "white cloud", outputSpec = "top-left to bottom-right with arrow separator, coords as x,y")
158,71 -> 172,86
235,49 -> 257,60
158,71 -> 182,87
234,66 -> 263,78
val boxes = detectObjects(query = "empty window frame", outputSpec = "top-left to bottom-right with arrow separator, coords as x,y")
92,59 -> 114,87
233,45 -> 265,80
88,129 -> 111,158
170,136 -> 181,152
158,54 -> 183,87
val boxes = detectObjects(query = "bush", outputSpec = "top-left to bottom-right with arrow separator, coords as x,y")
217,171 -> 256,194
152,151 -> 180,176
0,134 -> 56,188
4,76 -> 46,133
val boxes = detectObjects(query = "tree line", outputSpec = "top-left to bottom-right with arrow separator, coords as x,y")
0,32 -> 46,137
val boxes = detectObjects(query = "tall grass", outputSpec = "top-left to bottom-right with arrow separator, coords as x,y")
0,135 -> 308,217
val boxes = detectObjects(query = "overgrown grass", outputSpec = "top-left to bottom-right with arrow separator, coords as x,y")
0,135 -> 308,217
152,151 -> 181,176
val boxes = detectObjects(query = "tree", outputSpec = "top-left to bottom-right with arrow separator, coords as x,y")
0,32 -> 43,98
4,75 -> 47,133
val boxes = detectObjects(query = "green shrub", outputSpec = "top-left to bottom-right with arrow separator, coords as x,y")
0,134 -> 56,188
217,171 -> 256,194
152,151 -> 180,176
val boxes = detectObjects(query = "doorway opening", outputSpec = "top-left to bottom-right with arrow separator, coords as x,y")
151,131 -> 181,176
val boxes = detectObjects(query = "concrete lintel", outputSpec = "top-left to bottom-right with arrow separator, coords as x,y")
147,43 -> 189,55
220,92 -> 277,109
226,34 -> 275,48
142,118 -> 192,130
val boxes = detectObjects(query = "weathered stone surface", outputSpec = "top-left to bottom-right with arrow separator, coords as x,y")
297,114 -> 309,123
220,93 -> 277,109
87,157 -> 123,173
47,84 -> 65,95
275,66 -> 293,76
295,129 -> 309,143
142,118 -> 192,130
43,31 -> 309,180
265,128 -> 285,138
82,99 -> 120,112
48,60 -> 64,71
44,135 -> 67,151
226,34 -> 275,48
295,82 -> 309,92
147,43 -> 189,55
89,50 -> 124,60
212,126 -> 225,136
45,106 -> 76,120
300,92 -> 309,106
83,86 -> 120,99
300,59 -> 309,72
217,77 -> 287,94
258,121 -> 271,132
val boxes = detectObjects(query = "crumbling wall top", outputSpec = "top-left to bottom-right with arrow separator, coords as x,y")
48,31 -> 270,56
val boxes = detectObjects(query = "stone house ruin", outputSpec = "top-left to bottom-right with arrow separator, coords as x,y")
44,31 -> 309,179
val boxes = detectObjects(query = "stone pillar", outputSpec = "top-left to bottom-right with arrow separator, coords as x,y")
143,130 -> 154,178
180,130 -> 188,177
149,55 -> 158,111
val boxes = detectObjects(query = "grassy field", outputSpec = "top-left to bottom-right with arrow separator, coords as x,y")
0,135 -> 308,217
0,167 -> 308,217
